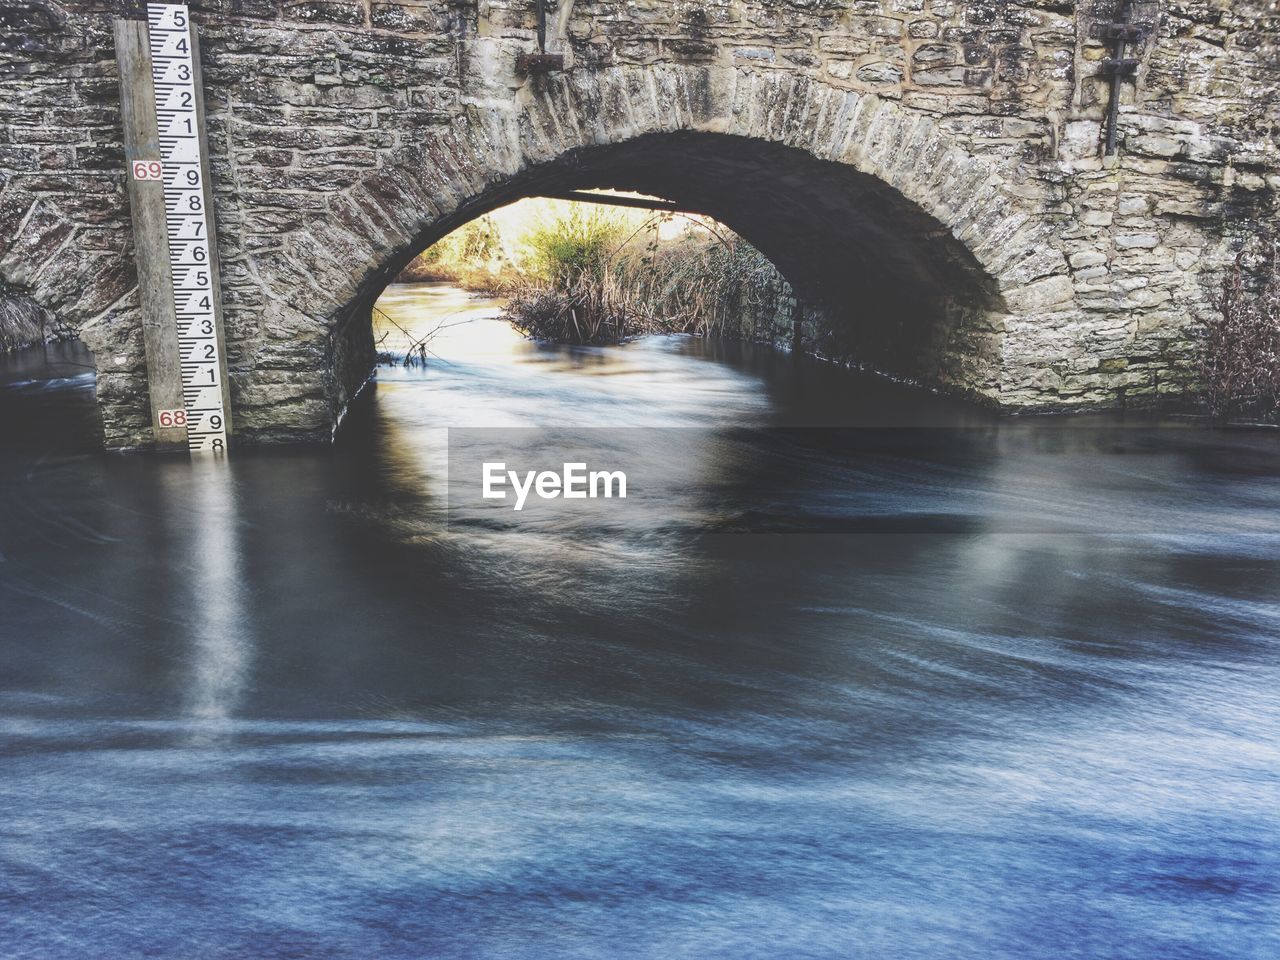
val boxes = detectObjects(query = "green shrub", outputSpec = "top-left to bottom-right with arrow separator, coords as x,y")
520,207 -> 627,286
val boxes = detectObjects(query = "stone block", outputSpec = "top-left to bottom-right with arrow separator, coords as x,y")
1069,250 -> 1107,270
1115,234 -> 1160,250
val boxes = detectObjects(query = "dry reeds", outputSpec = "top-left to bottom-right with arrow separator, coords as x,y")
1201,239 -> 1280,421
0,285 -> 58,352
504,212 -> 793,345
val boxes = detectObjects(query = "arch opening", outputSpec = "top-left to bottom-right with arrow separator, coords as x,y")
323,131 -> 1009,438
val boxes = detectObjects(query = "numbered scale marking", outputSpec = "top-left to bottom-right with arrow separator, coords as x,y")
146,3 -> 227,453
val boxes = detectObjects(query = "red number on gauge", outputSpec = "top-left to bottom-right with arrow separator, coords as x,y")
132,160 -> 163,181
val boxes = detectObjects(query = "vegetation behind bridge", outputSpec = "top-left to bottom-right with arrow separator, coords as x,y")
396,198 -> 795,346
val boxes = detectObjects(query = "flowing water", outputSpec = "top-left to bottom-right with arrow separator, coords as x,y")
2,284 -> 1278,959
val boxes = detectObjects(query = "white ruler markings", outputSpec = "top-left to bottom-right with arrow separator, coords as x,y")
146,3 -> 228,453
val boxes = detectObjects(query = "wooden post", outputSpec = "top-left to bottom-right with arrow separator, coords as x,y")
115,17 -> 187,449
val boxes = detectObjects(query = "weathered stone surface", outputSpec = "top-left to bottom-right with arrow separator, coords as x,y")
0,0 -> 1277,447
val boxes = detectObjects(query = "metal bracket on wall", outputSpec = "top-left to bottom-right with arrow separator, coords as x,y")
517,0 -> 564,73
516,52 -> 564,73
1101,1 -> 1146,156
1100,58 -> 1140,76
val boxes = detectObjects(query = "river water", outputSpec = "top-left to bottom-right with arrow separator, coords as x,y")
2,283 -> 1278,959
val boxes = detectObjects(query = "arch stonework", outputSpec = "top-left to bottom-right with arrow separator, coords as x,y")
2,2 -> 1277,447
226,64 -> 1075,444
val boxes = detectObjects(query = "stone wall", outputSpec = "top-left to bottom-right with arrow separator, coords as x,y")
0,0 -> 1276,447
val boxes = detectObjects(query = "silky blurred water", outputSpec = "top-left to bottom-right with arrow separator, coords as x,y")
1,284 -> 1278,959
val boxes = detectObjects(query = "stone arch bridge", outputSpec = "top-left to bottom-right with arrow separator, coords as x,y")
1,0 -> 1277,447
